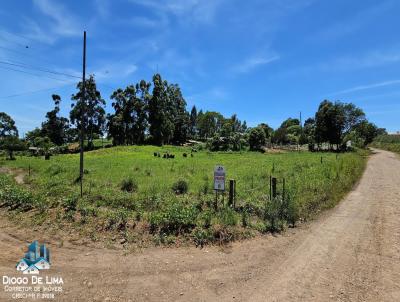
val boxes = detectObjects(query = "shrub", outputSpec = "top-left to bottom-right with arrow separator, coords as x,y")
120,177 -> 138,193
248,127 -> 266,151
105,209 -> 129,231
264,196 -> 286,232
148,201 -> 198,234
172,179 -> 188,194
61,195 -> 78,220
0,175 -> 37,211
78,203 -> 98,223
214,207 -> 240,227
192,227 -> 213,247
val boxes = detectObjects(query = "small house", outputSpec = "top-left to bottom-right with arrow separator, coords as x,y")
23,264 -> 39,274
16,259 -> 29,271
35,258 -> 50,270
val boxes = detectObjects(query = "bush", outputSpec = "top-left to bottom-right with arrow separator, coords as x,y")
264,196 -> 286,232
148,201 -> 198,234
172,179 -> 188,194
248,127 -> 266,151
192,227 -> 213,247
62,195 -> 78,220
105,209 -> 129,231
214,207 -> 240,227
120,177 -> 138,193
0,175 -> 37,211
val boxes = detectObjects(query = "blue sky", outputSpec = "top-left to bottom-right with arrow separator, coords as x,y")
0,0 -> 400,135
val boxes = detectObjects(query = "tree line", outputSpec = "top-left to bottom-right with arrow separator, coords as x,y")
0,73 -> 385,158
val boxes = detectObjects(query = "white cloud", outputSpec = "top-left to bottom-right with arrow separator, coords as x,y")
33,0 -> 82,37
328,79 -> 400,96
128,0 -> 224,24
91,63 -> 138,82
232,55 -> 280,74
320,50 -> 400,72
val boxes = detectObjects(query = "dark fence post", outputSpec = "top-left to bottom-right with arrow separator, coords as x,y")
229,179 -> 236,208
282,178 -> 286,201
269,175 -> 272,200
28,164 -> 31,177
320,156 -> 323,164
272,177 -> 277,198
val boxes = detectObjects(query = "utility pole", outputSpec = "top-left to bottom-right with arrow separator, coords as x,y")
79,31 -> 86,197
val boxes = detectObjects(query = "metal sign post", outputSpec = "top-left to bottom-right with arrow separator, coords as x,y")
214,165 -> 226,209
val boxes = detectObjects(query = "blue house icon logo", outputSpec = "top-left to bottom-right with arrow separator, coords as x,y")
16,241 -> 51,274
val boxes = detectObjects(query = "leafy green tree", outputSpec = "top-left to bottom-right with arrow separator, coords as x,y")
0,136 -> 26,160
197,111 -> 224,139
302,118 -> 315,147
272,118 -> 301,145
342,103 -> 366,134
258,123 -> 273,141
41,94 -> 70,146
248,126 -> 266,151
314,100 -> 366,150
0,112 -> 18,137
169,84 -> 189,145
108,82 -> 148,145
25,128 -> 42,146
314,100 -> 344,149
272,127 -> 288,144
354,121 -> 379,146
148,74 -> 174,145
135,80 -> 151,143
70,75 -> 106,149
34,136 -> 52,157
189,105 -> 197,139
280,118 -> 300,129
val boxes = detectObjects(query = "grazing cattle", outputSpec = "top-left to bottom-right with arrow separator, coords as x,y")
154,152 -> 158,157
163,154 -> 167,158
170,154 -> 175,159
183,153 -> 187,158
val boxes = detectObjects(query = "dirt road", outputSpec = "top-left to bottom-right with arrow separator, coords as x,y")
1,149 -> 400,302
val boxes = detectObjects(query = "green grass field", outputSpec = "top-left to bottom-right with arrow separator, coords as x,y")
0,146 -> 368,246
370,134 -> 400,154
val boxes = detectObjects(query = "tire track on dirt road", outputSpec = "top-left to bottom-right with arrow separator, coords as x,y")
0,149 -> 399,301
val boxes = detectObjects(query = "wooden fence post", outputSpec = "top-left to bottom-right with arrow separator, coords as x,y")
229,179 -> 236,208
269,175 -> 272,200
272,177 -> 277,198
282,178 -> 286,201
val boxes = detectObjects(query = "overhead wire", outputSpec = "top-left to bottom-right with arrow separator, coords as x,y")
0,65 -> 75,82
0,60 -> 80,79
0,83 -> 76,100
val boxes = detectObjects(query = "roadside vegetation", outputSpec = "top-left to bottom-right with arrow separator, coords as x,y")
370,134 -> 400,154
0,146 -> 367,247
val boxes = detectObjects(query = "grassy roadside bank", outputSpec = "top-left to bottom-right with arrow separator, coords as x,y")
370,135 -> 400,154
0,146 -> 369,248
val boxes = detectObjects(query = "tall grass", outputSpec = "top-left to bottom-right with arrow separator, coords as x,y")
0,146 -> 367,245
370,134 -> 400,154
